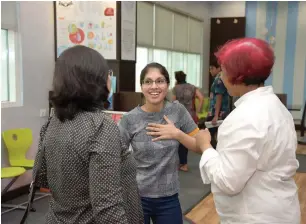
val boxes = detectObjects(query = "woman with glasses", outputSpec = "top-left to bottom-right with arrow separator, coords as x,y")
118,62 -> 200,224
172,71 -> 204,172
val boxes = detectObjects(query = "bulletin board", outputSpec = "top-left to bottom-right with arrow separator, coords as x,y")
54,1 -> 117,59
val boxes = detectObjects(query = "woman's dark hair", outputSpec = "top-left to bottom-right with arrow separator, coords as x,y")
50,45 -> 110,122
139,62 -> 170,85
175,71 -> 186,84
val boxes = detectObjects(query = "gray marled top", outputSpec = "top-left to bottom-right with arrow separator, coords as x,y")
118,101 -> 198,198
172,83 -> 197,118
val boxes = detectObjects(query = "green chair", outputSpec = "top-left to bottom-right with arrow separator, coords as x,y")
2,128 -> 35,169
1,167 -> 28,214
2,129 -> 50,215
195,97 -> 210,119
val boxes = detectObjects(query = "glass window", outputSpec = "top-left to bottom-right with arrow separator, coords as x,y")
196,54 -> 202,86
186,53 -> 201,87
2,29 -> 9,102
171,52 -> 184,87
135,47 -> 149,92
152,49 -> 168,66
1,28 -> 20,107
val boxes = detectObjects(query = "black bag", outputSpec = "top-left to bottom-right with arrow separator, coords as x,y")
20,118 -> 51,224
20,147 -> 45,223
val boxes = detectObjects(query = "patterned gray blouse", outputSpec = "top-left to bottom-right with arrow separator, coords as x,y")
172,83 -> 197,118
119,101 -> 198,198
33,111 -> 144,224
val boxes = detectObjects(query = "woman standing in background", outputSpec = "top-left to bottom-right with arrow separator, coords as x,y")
172,71 -> 204,171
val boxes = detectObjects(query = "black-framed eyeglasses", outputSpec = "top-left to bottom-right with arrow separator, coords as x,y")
142,78 -> 167,87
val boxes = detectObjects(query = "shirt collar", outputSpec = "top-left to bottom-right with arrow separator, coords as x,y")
234,86 -> 274,108
213,73 -> 221,82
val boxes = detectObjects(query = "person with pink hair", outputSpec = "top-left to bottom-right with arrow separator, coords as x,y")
196,38 -> 301,223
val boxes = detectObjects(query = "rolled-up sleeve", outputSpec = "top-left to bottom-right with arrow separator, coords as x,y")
199,148 -> 219,184
89,120 -> 128,223
199,120 -> 263,195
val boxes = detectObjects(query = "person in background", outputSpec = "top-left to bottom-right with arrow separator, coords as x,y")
172,71 -> 204,172
119,63 -> 200,224
207,61 -> 230,148
196,38 -> 300,223
33,45 -> 143,224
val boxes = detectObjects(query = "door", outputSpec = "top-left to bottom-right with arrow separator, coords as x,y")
209,17 -> 246,110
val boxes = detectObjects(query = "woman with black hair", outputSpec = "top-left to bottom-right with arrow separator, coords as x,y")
172,71 -> 204,171
33,45 -> 143,224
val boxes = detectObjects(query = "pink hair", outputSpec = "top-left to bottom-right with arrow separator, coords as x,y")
215,38 -> 275,85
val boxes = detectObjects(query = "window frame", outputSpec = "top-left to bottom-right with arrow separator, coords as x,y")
2,29 -> 9,102
1,29 -> 23,108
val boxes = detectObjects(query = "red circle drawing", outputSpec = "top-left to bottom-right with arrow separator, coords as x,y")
69,28 -> 85,44
104,8 -> 114,16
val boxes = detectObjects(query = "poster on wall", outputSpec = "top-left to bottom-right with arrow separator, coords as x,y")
55,1 -> 117,59
121,1 -> 136,61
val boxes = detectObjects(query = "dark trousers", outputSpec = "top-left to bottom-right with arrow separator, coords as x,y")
141,193 -> 183,224
205,116 -> 219,149
178,144 -> 188,165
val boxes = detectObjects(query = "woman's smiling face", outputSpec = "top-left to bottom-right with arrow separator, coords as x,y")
141,68 -> 169,105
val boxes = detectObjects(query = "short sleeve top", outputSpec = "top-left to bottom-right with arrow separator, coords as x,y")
172,83 -> 197,117
118,101 -> 199,198
209,74 -> 230,118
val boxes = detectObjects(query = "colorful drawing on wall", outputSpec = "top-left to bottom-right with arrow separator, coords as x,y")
55,1 -> 117,59
87,31 -> 95,40
104,7 -> 114,16
68,25 -> 85,44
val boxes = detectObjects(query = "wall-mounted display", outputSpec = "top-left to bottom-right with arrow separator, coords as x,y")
54,1 -> 117,59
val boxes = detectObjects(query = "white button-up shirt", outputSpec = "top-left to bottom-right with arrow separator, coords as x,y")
200,86 -> 301,224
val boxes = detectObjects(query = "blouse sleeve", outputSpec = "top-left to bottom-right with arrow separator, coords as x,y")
89,119 -> 128,223
33,117 -> 52,189
177,102 -> 199,136
199,119 -> 264,195
118,114 -> 132,149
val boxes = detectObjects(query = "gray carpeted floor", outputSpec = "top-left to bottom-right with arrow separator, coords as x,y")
2,153 -> 305,224
179,152 -> 211,215
297,154 -> 306,173
1,194 -> 50,224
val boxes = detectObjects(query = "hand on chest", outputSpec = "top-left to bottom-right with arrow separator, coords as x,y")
132,113 -> 181,143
